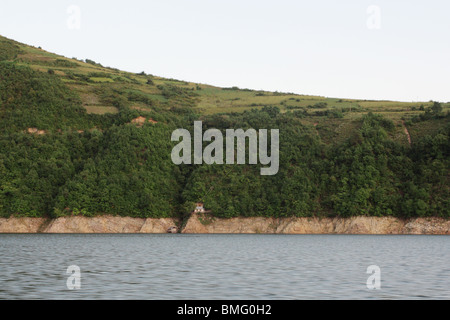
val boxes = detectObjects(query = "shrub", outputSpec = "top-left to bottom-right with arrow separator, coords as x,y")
0,38 -> 21,61
54,59 -> 78,68
85,59 -> 103,67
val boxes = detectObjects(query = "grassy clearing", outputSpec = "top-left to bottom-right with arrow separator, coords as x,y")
90,77 -> 114,83
84,105 -> 119,114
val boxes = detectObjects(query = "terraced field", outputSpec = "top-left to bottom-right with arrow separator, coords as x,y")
4,34 -> 448,146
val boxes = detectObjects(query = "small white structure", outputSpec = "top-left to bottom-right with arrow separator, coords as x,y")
194,202 -> 205,213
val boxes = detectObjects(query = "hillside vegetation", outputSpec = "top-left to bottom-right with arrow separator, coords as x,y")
0,35 -> 448,219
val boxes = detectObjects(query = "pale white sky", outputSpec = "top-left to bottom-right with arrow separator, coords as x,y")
1,0 -> 449,102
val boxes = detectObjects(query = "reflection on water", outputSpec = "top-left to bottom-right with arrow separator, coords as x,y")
0,234 -> 448,299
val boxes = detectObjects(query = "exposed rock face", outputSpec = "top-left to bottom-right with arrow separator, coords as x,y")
0,217 -> 47,233
0,215 -> 448,234
131,116 -> 147,126
139,218 -> 177,233
403,218 -> 450,235
43,216 -> 146,233
27,128 -> 46,135
0,216 -> 176,233
131,117 -> 158,127
182,215 -> 279,234
182,213 -> 450,235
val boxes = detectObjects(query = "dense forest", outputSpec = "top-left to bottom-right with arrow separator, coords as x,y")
0,36 -> 448,219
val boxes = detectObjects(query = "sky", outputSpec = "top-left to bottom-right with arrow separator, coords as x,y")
1,0 -> 449,102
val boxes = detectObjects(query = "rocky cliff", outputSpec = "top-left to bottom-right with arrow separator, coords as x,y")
182,213 -> 450,235
0,217 -> 47,233
0,214 -> 448,234
0,216 -> 176,233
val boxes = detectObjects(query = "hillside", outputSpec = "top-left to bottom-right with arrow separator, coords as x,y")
0,35 -> 448,219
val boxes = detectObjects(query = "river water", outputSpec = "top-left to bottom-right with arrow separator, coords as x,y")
0,234 -> 448,300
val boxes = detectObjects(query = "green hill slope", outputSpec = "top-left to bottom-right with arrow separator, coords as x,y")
0,35 -> 448,219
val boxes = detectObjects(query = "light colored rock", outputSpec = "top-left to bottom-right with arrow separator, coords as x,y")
181,213 -> 209,233
0,215 -> 448,234
27,128 -> 46,135
332,217 -> 405,234
131,116 -> 147,125
131,117 -> 158,127
43,216 -> 145,233
182,214 -> 278,234
181,214 -> 449,235
0,217 -> 47,233
140,218 -> 177,233
403,218 -> 450,235
275,217 -> 336,234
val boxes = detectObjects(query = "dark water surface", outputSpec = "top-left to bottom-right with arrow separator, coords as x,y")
0,234 -> 448,299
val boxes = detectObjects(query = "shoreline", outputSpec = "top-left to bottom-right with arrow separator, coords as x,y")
0,214 -> 448,234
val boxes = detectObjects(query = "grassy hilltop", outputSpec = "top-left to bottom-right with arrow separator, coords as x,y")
0,35 -> 448,219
